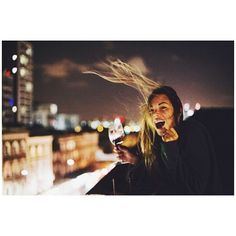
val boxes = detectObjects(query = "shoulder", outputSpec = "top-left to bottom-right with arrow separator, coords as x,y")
177,117 -> 211,142
180,117 -> 208,133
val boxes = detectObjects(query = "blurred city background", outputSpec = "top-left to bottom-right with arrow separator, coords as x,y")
1,41 -> 234,195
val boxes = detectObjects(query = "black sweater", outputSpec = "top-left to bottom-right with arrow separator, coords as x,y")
128,118 -> 220,195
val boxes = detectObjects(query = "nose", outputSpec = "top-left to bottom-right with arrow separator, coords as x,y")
151,109 -> 160,116
152,113 -> 161,121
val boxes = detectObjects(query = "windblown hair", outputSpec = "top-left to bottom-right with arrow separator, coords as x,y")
84,59 -> 182,168
83,59 -> 160,103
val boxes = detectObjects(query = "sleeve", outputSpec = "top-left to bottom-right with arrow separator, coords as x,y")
161,121 -> 211,194
125,146 -> 153,194
127,161 -> 152,195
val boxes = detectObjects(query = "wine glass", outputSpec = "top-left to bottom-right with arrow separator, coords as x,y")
108,119 -> 126,164
108,119 -> 126,194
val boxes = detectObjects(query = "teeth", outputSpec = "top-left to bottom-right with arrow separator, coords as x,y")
155,120 -> 164,124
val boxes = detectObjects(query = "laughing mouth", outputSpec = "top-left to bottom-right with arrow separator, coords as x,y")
155,121 -> 165,129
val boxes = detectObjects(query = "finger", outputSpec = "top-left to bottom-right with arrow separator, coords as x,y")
162,129 -> 178,142
118,155 -> 126,162
170,128 -> 178,136
114,147 -> 121,153
162,134 -> 171,142
165,128 -> 178,138
117,151 -> 124,156
117,146 -> 131,156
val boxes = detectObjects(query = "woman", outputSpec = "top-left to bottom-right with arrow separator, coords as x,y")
85,60 -> 220,195
116,86 -> 220,195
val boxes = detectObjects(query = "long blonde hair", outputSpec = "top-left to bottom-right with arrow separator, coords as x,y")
139,104 -> 158,167
84,59 -> 161,167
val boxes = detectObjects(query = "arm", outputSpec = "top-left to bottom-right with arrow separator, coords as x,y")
115,145 -> 152,194
161,120 -> 211,194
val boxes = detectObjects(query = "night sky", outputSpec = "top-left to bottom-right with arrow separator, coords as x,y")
31,41 -> 234,121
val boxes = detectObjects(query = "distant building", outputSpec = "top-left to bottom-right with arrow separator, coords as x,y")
33,103 -> 58,127
53,132 -> 99,178
33,104 -> 79,130
2,128 -> 54,195
55,113 -> 80,130
2,41 -> 34,126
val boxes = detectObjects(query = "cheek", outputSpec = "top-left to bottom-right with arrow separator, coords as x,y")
162,111 -> 173,120
166,116 -> 175,128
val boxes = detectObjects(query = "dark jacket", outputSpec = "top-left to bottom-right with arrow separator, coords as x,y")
128,118 -> 221,195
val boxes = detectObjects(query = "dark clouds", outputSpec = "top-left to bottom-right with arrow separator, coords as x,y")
32,41 -> 234,121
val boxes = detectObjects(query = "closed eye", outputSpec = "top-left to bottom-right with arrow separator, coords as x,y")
160,106 -> 167,110
149,108 -> 154,113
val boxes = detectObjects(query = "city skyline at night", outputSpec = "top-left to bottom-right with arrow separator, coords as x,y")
3,41 -> 234,122
31,41 -> 234,121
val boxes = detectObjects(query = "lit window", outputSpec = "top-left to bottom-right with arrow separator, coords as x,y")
12,141 -> 20,155
12,159 -> 21,175
20,140 -> 26,152
21,106 -> 27,114
20,68 -> 27,77
20,54 -> 29,65
50,104 -> 58,114
26,48 -> 32,56
4,142 -> 11,156
3,161 -> 12,179
66,140 -> 76,150
37,145 -> 43,156
25,82 -> 33,92
30,146 -> 36,158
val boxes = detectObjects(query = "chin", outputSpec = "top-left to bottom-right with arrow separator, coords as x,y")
156,129 -> 164,137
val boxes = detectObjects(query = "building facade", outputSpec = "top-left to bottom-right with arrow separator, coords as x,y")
33,103 -> 58,127
2,41 -> 33,126
53,132 -> 99,179
2,129 -> 54,195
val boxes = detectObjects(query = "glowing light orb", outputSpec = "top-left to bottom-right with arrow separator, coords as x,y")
21,169 -> 28,176
12,54 -> 17,60
67,159 -> 75,166
97,125 -> 104,132
12,67 -> 17,74
183,103 -> 190,111
187,109 -> 194,116
12,106 -> 17,112
195,103 -> 201,110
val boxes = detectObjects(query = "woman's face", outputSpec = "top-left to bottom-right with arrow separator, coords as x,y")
149,94 -> 175,136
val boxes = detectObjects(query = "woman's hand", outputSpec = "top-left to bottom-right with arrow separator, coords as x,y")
162,128 -> 179,142
114,145 -> 138,165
